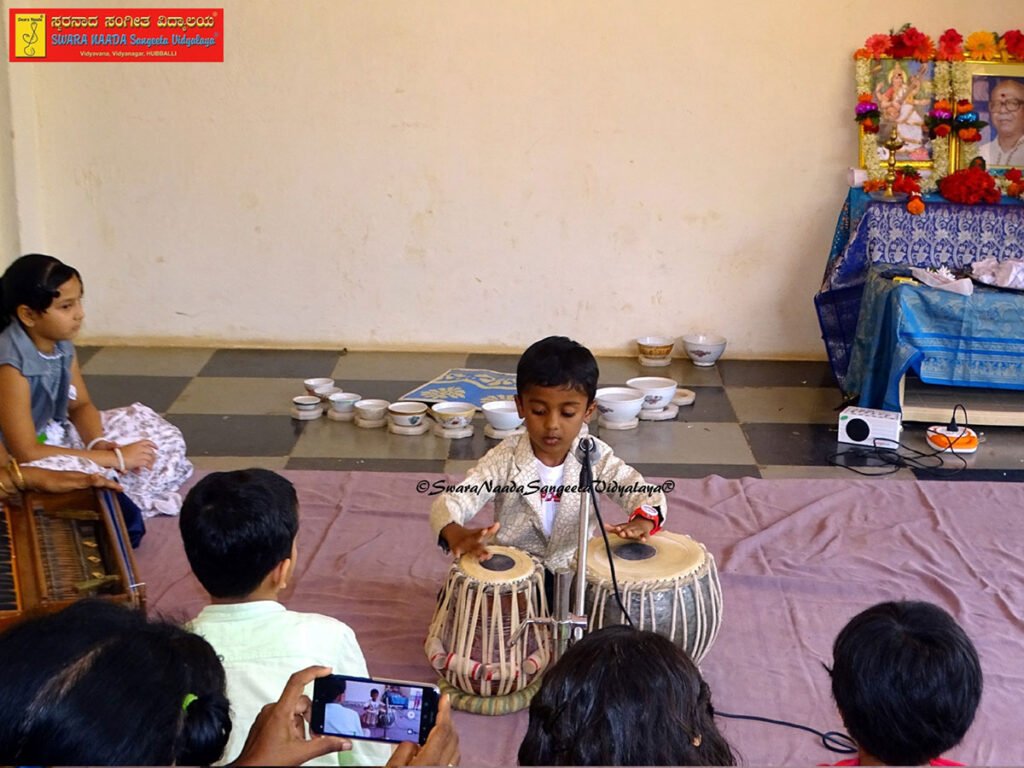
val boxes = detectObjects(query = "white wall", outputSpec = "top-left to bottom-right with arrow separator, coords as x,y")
4,1 -> 1020,356
0,58 -> 18,260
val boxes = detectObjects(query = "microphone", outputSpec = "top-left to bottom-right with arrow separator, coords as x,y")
574,436 -> 601,466
575,436 -> 600,490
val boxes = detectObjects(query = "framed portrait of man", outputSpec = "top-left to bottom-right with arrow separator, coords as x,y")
859,58 -> 936,167
964,62 -> 1024,169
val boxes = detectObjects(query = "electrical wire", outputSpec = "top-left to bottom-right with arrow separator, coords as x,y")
715,710 -> 857,754
828,404 -> 972,477
578,438 -> 634,629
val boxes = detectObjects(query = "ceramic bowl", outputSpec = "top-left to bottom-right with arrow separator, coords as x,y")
482,400 -> 524,431
431,401 -> 476,429
594,386 -> 645,422
354,398 -> 390,421
388,401 -> 428,427
682,333 -> 727,367
303,377 -> 335,395
636,335 -> 674,360
328,391 -> 361,413
314,383 -> 342,400
625,377 -> 678,410
292,395 -> 322,412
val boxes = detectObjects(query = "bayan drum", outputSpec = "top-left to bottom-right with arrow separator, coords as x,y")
425,545 -> 550,714
584,531 -> 722,663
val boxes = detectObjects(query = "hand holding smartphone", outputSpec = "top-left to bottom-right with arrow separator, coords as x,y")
311,674 -> 440,746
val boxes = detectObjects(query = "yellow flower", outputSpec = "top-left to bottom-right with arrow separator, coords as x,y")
965,31 -> 999,61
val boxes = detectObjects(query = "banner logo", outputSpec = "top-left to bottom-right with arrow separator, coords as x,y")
12,12 -> 46,58
9,8 -> 224,62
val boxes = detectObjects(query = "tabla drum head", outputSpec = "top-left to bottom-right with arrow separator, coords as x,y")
458,545 -> 537,584
586,531 -> 706,584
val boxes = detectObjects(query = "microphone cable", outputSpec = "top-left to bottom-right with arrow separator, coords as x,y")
578,437 -> 635,629
715,709 -> 857,754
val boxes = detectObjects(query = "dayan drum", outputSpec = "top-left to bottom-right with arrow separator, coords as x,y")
425,545 -> 551,715
584,531 -> 723,664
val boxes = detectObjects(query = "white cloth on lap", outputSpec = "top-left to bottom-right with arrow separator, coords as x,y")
27,401 -> 193,517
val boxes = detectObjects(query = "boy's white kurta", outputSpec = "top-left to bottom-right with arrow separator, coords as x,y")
430,432 -> 667,571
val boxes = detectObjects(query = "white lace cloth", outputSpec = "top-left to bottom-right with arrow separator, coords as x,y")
28,402 -> 193,517
971,257 -> 1024,291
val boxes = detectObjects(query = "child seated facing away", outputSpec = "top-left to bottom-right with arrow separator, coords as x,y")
181,469 -> 390,767
0,253 -> 193,517
430,336 -> 667,571
518,625 -> 735,766
829,600 -> 983,766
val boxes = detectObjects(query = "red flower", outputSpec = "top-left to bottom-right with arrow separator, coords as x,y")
934,124 -> 951,137
957,127 -> 981,142
1006,168 -> 1023,183
894,27 -> 935,61
937,28 -> 964,61
862,33 -> 892,59
1003,29 -> 1024,59
862,119 -> 879,134
891,26 -> 929,58
938,167 -> 1000,205
892,170 -> 922,197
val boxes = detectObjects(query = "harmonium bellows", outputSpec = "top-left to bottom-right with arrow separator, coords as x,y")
1,488 -> 145,632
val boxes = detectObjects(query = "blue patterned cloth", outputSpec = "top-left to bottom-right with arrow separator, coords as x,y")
846,266 -> 1024,411
816,189 -> 1024,392
399,368 -> 516,408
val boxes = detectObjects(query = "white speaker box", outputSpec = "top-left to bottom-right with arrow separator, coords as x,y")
837,406 -> 902,447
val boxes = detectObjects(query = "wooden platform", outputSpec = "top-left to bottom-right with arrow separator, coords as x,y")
899,374 -> 1024,426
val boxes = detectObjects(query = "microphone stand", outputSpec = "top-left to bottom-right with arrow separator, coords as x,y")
509,437 -> 593,664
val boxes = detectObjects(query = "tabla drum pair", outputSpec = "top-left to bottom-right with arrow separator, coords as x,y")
583,530 -> 723,665
425,533 -> 723,714
424,545 -> 550,715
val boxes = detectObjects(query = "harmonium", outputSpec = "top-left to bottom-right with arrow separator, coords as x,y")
1,487 -> 145,632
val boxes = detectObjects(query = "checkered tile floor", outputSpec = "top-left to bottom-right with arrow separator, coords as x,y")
76,347 -> 1024,481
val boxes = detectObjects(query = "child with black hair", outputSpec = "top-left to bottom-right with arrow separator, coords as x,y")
430,335 -> 667,571
0,253 -> 193,518
518,624 -> 735,766
181,468 -> 390,767
0,599 -> 232,766
828,600 -> 983,766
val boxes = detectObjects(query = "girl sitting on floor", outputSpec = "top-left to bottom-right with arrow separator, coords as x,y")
0,253 -> 193,516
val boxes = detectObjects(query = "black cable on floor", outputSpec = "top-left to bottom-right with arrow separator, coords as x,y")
715,709 -> 857,754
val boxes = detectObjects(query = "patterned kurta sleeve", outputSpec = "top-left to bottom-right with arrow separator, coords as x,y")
428,437 -> 516,538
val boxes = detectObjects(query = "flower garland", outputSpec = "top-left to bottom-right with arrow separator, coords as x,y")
853,24 -> 1024,204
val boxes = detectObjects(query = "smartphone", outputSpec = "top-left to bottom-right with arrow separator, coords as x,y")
310,674 -> 440,746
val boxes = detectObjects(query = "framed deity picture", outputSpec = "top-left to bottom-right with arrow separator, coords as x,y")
961,62 -> 1024,170
858,58 -> 937,168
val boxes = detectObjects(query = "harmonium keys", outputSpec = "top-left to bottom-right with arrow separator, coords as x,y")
1,488 -> 145,632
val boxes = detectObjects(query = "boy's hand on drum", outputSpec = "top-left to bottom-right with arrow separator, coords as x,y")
444,521 -> 501,560
605,518 -> 654,543
120,440 -> 158,471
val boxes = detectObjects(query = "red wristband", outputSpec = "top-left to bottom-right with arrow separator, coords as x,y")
628,504 -> 662,535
